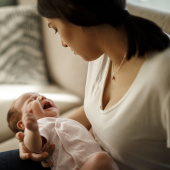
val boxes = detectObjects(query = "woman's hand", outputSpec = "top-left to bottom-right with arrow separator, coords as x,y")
16,132 -> 55,168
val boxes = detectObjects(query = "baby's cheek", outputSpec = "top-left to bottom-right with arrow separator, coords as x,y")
32,101 -> 43,114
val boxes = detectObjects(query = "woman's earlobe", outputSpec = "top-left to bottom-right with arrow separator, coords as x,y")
17,120 -> 25,130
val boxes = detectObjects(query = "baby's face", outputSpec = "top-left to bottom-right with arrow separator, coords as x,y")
14,93 -> 59,120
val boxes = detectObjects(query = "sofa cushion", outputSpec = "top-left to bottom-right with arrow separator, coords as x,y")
0,137 -> 18,152
0,84 -> 83,144
0,5 -> 49,84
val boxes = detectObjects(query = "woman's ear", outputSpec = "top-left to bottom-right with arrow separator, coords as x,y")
17,120 -> 25,130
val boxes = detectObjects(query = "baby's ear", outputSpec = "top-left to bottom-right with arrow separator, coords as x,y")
17,120 -> 25,130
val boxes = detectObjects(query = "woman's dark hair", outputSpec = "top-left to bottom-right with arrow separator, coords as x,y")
37,0 -> 170,60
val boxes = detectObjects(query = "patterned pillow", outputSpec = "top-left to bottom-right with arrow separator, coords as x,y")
0,5 -> 49,84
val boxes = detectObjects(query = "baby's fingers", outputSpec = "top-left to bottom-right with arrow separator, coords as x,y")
41,160 -> 54,168
23,112 -> 38,131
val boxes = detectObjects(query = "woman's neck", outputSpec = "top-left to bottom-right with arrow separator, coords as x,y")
101,24 -> 128,66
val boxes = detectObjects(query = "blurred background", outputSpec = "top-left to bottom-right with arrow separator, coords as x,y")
0,0 -> 35,6
0,0 -> 169,12
127,0 -> 170,12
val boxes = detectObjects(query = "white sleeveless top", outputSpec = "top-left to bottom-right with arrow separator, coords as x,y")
84,48 -> 170,169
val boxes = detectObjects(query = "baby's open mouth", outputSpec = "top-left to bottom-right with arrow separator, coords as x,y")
43,101 -> 52,109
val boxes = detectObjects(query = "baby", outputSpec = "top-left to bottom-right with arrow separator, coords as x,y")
7,92 -> 118,170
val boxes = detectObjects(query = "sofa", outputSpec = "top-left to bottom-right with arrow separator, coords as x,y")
0,2 -> 88,152
0,1 -> 169,152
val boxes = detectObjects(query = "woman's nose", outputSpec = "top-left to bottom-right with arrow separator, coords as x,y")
61,40 -> 68,47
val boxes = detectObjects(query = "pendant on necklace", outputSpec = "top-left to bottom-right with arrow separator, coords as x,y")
112,74 -> 116,80
111,53 -> 127,80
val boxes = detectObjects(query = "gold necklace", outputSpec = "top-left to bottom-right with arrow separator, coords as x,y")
112,54 -> 126,80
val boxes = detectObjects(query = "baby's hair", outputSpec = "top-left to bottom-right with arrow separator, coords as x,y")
7,101 -> 23,134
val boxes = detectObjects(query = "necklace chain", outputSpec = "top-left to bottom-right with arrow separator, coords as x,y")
112,54 -> 126,80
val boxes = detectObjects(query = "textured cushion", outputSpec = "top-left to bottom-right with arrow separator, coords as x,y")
0,5 -> 49,84
0,84 -> 83,144
0,0 -> 17,7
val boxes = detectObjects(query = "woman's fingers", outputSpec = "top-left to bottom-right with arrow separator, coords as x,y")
16,132 -> 25,142
16,132 -> 30,160
16,132 -> 32,160
45,144 -> 55,156
30,152 -> 48,162
30,144 -> 55,163
16,131 -> 55,166
19,140 -> 31,160
40,144 -> 55,168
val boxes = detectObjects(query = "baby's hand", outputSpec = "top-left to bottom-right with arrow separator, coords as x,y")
23,111 -> 38,132
16,131 -> 55,167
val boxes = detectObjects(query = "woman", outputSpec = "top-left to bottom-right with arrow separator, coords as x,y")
0,0 -> 170,169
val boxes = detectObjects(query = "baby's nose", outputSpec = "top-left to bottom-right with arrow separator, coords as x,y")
37,95 -> 46,101
61,40 -> 68,47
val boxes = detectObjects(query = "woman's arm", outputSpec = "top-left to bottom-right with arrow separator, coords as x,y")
68,105 -> 91,130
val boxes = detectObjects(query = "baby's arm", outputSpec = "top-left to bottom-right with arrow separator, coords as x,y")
23,111 -> 43,153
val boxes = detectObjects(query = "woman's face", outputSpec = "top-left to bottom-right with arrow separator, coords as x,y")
46,18 -> 104,61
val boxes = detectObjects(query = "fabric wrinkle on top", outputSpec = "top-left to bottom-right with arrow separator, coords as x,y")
84,48 -> 170,170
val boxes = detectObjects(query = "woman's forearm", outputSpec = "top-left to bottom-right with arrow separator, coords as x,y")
68,105 -> 91,130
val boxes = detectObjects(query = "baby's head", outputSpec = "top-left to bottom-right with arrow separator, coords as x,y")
7,92 -> 59,134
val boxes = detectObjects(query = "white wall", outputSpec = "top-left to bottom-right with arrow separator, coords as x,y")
17,0 -> 36,5
127,0 -> 170,12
